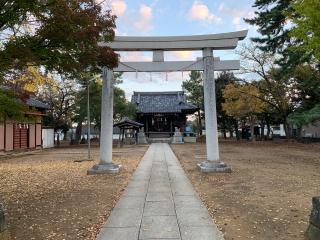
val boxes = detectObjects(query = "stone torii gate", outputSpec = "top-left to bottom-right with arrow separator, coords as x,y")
87,30 -> 247,174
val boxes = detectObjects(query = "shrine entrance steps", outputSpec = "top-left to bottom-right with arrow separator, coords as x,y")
97,143 -> 224,240
148,137 -> 171,143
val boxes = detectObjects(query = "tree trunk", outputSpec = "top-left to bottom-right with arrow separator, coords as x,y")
223,129 -> 227,139
234,120 -> 240,141
57,134 -> 60,147
250,124 -> 255,141
197,110 -> 202,136
260,123 -> 265,141
283,120 -> 292,139
266,122 -> 271,140
63,130 -> 68,140
296,126 -> 302,140
75,121 -> 83,144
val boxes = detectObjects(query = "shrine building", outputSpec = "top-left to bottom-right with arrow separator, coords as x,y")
131,91 -> 199,138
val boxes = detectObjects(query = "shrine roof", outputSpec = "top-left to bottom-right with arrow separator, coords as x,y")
26,97 -> 50,109
131,91 -> 199,114
114,118 -> 144,128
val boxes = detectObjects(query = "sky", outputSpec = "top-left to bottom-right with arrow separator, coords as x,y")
103,0 -> 258,99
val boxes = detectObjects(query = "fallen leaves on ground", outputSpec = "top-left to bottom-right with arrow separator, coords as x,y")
172,140 -> 320,240
0,146 -> 147,240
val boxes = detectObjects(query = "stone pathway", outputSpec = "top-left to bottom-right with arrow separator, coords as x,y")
97,143 -> 224,240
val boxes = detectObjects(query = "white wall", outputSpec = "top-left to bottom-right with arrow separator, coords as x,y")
42,129 -> 54,148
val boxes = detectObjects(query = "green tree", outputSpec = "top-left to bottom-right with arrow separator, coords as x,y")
244,0 -> 308,70
291,65 -> 320,111
244,1 -> 292,54
288,104 -> 320,138
290,0 -> 320,62
73,73 -> 136,143
0,0 -> 118,80
244,1 -> 320,139
0,89 -> 27,121
182,71 -> 203,135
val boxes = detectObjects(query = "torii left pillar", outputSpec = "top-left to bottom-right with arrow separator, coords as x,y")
88,68 -> 121,174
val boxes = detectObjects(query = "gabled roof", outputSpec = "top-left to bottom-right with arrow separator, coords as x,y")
131,91 -> 198,114
114,118 -> 144,128
26,97 -> 50,109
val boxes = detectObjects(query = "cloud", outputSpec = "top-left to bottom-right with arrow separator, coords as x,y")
188,1 -> 222,24
173,51 -> 194,59
218,3 -> 254,30
110,0 -> 127,17
166,51 -> 201,61
133,5 -> 153,33
120,52 -> 152,62
95,0 -> 127,17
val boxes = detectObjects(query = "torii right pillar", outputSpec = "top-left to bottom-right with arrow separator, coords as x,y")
197,48 -> 232,173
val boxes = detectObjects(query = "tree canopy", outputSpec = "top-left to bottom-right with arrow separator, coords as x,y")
290,0 -> 320,62
0,89 -> 27,121
182,71 -> 203,109
223,83 -> 266,120
245,0 -> 310,69
74,73 -> 136,132
245,0 -> 320,138
0,0 -> 118,81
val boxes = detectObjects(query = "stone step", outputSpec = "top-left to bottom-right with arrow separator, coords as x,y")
148,138 -> 171,143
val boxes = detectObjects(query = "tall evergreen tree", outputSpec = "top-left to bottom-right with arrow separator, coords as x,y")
245,0 -> 291,54
245,0 -> 308,70
182,71 -> 204,135
290,0 -> 320,63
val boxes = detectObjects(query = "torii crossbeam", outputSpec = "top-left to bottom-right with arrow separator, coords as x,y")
88,30 -> 248,174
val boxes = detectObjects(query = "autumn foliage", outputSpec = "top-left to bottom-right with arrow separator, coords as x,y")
0,0 -> 119,79
222,84 -> 266,119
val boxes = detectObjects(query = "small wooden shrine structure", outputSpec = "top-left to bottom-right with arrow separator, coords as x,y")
113,118 -> 144,146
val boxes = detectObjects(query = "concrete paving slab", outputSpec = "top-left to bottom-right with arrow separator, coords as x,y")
148,185 -> 171,193
127,180 -> 149,189
143,201 -> 175,216
106,208 -> 143,227
139,216 -> 180,239
115,196 -> 145,209
97,227 -> 139,240
146,192 -> 173,202
96,143 -> 224,240
176,207 -> 213,227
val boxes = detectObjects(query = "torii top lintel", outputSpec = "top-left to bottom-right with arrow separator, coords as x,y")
102,30 -> 248,51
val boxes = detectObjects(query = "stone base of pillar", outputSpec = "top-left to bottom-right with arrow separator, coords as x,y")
171,130 -> 184,144
197,161 -> 232,173
137,132 -> 148,144
87,163 -> 121,175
